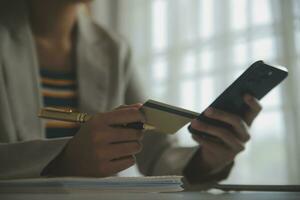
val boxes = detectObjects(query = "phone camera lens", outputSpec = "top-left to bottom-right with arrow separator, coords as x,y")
268,71 -> 273,76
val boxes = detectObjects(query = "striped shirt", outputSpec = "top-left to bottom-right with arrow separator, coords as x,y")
40,68 -> 80,138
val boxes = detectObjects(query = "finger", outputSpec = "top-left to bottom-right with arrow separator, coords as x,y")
191,120 -> 245,153
103,128 -> 144,144
109,156 -> 136,173
100,141 -> 143,161
192,134 -> 222,145
114,103 -> 143,110
105,108 -> 146,125
99,156 -> 135,176
195,136 -> 237,162
193,135 -> 230,154
192,134 -> 202,144
243,94 -> 262,126
204,108 -> 250,142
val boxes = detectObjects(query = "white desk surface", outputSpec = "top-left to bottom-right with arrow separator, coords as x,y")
1,191 -> 300,200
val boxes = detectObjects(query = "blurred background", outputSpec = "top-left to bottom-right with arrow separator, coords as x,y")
90,0 -> 300,184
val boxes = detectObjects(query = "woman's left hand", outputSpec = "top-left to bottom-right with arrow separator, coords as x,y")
187,94 -> 262,181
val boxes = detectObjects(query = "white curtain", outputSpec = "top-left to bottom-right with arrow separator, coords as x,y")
92,0 -> 300,184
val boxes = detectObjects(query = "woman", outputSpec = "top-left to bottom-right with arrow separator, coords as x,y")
0,0 -> 262,185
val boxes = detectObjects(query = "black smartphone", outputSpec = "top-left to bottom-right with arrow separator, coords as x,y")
188,60 -> 288,142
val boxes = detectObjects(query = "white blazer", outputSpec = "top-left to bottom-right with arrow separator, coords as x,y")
0,0 -> 197,179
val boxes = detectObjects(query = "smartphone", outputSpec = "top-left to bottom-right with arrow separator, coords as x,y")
188,60 -> 288,142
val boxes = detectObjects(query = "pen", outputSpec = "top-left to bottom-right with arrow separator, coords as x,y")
121,122 -> 155,130
38,107 -> 156,131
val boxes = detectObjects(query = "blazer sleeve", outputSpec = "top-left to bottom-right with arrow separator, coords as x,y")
123,47 -> 198,176
0,139 -> 69,179
0,58 -> 70,179
125,74 -> 198,176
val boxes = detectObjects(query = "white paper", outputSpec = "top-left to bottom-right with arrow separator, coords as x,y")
0,176 -> 184,193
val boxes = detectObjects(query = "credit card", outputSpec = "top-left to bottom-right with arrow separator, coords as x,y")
141,100 -> 199,134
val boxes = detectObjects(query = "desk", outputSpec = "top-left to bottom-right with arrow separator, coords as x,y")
1,191 -> 300,200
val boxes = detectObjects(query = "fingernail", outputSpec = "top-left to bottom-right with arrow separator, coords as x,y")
205,108 -> 214,116
135,103 -> 143,108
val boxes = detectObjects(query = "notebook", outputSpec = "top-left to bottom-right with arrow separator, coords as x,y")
0,176 -> 184,193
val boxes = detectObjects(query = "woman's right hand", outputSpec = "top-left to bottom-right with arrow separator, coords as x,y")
45,104 -> 145,177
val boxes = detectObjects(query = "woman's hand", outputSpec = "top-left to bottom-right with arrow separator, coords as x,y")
44,104 -> 145,177
186,94 -> 262,182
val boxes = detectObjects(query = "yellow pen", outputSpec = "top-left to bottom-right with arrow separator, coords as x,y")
38,107 -> 156,130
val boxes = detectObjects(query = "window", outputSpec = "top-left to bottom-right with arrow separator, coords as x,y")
93,0 -> 300,183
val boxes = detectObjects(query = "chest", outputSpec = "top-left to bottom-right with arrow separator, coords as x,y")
34,37 -> 74,72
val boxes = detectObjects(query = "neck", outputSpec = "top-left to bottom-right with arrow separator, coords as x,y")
29,0 -> 79,42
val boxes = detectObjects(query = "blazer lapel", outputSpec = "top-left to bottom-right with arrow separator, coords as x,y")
2,2 -> 44,140
77,11 -> 111,114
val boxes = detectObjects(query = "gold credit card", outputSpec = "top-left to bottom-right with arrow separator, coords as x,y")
141,100 -> 199,134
